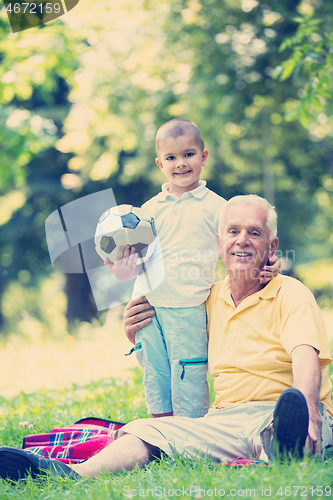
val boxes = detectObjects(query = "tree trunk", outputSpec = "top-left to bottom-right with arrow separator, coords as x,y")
65,273 -> 96,328
0,281 -> 4,330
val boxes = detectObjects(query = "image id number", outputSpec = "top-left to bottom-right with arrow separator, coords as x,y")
277,485 -> 331,496
5,3 -> 62,14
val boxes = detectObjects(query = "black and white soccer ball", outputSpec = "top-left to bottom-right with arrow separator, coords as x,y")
95,205 -> 157,263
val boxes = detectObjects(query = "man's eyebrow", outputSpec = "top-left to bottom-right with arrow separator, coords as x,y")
248,225 -> 262,232
225,223 -> 263,232
224,222 -> 238,231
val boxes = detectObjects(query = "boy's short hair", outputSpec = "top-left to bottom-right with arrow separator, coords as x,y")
156,119 -> 205,154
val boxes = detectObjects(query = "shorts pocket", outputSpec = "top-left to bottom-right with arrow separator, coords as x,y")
179,358 -> 208,380
176,357 -> 209,413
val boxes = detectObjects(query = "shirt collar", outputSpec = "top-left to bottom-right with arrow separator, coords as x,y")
217,274 -> 283,309
157,180 -> 208,201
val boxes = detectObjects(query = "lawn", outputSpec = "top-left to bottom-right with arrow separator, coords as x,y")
0,311 -> 333,499
0,368 -> 333,500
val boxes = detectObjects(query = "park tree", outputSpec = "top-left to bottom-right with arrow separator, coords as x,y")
55,0 -> 333,259
0,0 -> 332,333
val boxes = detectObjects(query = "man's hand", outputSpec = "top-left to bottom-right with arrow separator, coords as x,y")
105,245 -> 140,281
291,344 -> 322,457
260,255 -> 281,284
124,296 -> 155,344
305,408 -> 322,457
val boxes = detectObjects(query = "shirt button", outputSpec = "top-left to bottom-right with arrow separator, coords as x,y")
173,209 -> 178,215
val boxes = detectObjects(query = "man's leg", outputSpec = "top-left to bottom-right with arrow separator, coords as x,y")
73,434 -> 159,478
0,434 -> 159,481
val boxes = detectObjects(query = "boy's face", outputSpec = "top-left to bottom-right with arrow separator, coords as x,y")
156,135 -> 208,197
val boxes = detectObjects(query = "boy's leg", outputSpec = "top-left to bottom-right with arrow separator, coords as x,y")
135,309 -> 173,417
161,304 -> 210,418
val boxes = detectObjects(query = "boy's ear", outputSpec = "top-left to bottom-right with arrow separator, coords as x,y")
202,149 -> 208,166
156,158 -> 163,170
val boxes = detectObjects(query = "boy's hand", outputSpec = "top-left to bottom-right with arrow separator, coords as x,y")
104,245 -> 139,281
260,254 -> 281,284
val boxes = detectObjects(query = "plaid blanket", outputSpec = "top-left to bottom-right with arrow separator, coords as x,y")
22,417 -> 126,464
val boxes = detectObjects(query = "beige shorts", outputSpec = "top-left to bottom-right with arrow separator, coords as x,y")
116,402 -> 333,462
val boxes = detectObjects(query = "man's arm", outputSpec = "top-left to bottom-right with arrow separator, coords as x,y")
124,296 -> 155,344
291,344 -> 322,456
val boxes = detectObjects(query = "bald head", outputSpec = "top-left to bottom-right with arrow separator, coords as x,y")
156,119 -> 204,155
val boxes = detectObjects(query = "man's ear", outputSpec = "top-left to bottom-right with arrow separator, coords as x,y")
270,237 -> 279,257
155,158 -> 163,171
216,233 -> 222,258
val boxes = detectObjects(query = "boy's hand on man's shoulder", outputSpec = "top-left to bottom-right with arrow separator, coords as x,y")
104,245 -> 139,281
260,254 -> 281,284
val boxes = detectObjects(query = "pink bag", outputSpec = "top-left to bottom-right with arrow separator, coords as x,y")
23,417 -> 126,464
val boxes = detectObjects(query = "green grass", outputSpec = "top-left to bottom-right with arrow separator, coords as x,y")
0,369 -> 333,499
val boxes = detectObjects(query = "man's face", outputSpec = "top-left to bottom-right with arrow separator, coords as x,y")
217,203 -> 278,280
155,135 -> 208,196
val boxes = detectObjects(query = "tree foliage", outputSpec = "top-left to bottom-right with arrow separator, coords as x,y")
0,0 -> 332,330
274,1 -> 333,128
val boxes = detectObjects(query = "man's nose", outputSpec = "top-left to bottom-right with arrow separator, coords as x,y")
236,229 -> 249,245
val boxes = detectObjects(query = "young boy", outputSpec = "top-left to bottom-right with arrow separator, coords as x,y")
106,119 -> 279,418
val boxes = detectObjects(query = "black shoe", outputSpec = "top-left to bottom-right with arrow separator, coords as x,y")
322,444 -> 333,461
269,388 -> 309,461
0,447 -> 80,481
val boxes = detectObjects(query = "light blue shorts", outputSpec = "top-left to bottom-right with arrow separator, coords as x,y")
134,304 -> 209,418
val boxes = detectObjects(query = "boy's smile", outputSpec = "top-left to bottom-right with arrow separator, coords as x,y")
156,135 -> 208,197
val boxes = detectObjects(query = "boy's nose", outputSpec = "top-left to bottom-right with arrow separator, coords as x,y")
176,158 -> 186,168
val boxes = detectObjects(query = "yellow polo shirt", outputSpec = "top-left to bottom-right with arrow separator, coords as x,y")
206,274 -> 333,415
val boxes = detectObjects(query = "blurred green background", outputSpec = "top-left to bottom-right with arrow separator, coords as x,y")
0,0 -> 332,342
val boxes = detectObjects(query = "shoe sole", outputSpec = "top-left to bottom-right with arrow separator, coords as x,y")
0,447 -> 43,481
271,388 -> 309,460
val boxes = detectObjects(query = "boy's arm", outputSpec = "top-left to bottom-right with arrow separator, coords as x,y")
260,254 -> 281,284
105,245 -> 143,281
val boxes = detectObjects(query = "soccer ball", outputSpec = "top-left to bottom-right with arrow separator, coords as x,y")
94,205 -> 157,263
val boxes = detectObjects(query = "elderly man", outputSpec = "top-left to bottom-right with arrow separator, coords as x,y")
0,195 -> 332,480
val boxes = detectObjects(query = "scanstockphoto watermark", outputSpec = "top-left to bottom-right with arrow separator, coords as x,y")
165,247 -> 296,266
164,248 -> 296,282
4,0 -> 80,33
44,189 -> 297,312
123,485 -> 251,497
123,484 -> 332,497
